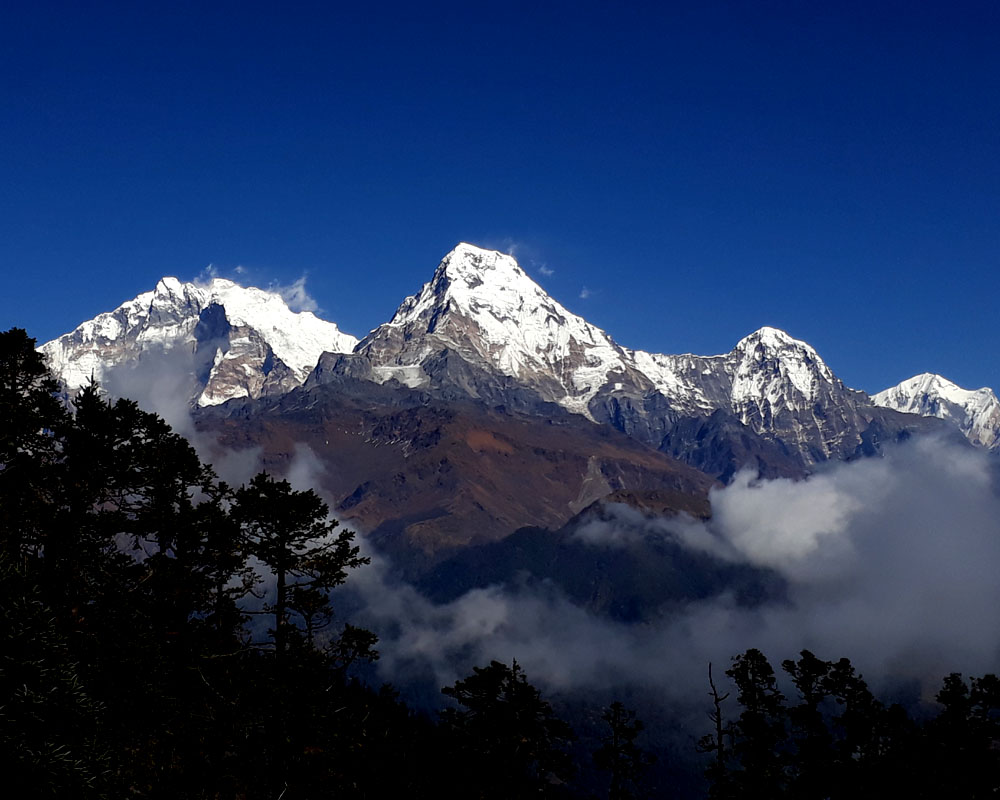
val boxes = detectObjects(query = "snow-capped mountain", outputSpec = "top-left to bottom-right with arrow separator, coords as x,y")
40,277 -> 357,406
346,244 -> 871,462
623,327 -> 868,456
38,244 -> 980,479
352,242 -> 649,416
872,373 -> 1000,449
35,244 -> 991,556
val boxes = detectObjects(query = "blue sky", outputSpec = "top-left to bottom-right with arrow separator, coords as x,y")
2,1 -> 998,394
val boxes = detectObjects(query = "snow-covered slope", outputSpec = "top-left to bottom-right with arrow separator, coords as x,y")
872,373 -> 1000,449
41,277 -> 358,406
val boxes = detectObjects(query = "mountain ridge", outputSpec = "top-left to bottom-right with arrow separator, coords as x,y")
38,243 -> 1000,470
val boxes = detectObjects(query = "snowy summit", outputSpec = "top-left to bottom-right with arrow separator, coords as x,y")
873,373 -> 1000,449
40,277 -> 358,407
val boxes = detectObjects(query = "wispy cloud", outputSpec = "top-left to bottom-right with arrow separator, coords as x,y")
271,275 -> 319,314
193,265 -> 318,314
579,286 -> 593,299
196,264 -> 220,282
538,264 -> 554,277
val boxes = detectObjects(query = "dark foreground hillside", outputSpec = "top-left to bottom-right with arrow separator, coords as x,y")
5,327 -> 1000,799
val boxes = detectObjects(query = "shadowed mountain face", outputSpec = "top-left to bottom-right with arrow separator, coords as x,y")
417,497 -> 788,623
197,375 -> 719,566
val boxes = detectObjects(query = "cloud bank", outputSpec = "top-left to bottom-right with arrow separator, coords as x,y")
336,436 -> 1000,706
88,357 -> 1000,709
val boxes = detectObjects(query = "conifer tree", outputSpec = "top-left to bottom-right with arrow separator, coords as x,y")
782,650 -> 834,798
0,328 -> 69,564
0,556 -> 112,798
440,659 -> 576,798
697,663 -> 735,799
726,648 -> 788,798
232,472 -> 367,661
594,701 -> 655,800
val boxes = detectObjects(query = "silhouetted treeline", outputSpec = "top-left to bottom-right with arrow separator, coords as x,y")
700,647 -> 1000,799
0,327 -> 435,797
1,329 -> 660,799
4,326 -> 1000,798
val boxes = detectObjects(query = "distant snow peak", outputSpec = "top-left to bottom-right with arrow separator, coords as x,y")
873,373 -> 1000,449
40,276 -> 358,407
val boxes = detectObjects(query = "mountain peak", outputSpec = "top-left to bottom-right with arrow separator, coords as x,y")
877,372 -> 995,403
736,326 -> 815,353
873,373 -> 1000,448
433,243 -> 529,292
448,241 -> 518,265
154,276 -> 184,294
41,277 -> 358,407
356,244 -> 630,414
384,243 -> 554,331
728,325 -> 839,415
890,372 -> 983,396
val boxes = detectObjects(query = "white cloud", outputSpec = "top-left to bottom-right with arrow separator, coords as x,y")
196,264 -> 220,283
538,264 -> 554,277
329,434 -> 1000,704
579,286 -> 592,299
271,275 -> 320,314
192,265 -> 318,314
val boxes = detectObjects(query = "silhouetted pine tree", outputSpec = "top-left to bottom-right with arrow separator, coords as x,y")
923,672 -> 1000,798
593,701 -> 655,800
696,663 -> 735,800
440,659 -> 576,799
232,472 -> 368,663
726,649 -> 788,798
0,556 -> 112,798
0,328 -> 70,565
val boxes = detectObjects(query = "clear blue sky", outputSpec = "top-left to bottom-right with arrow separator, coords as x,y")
3,1 -> 998,394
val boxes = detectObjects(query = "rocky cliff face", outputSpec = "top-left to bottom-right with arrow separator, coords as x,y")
592,327 -> 878,467
199,374 -> 718,563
